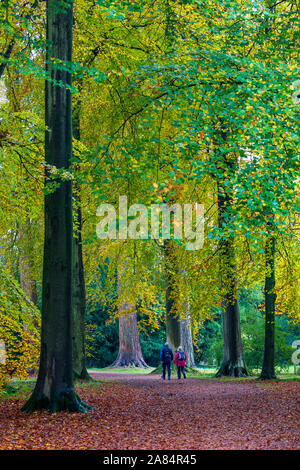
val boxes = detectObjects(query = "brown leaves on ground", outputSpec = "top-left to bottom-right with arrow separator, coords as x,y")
0,373 -> 299,450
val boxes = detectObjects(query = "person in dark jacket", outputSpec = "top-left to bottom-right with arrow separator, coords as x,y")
174,346 -> 187,379
160,342 -> 174,380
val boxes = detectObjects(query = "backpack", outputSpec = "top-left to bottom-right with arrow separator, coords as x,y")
163,348 -> 172,362
178,350 -> 185,361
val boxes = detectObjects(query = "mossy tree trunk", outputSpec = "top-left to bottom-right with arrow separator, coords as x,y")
72,200 -> 91,380
259,226 -> 277,380
22,0 -> 89,413
71,83 -> 91,382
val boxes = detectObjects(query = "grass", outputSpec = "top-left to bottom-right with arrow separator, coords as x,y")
89,367 -> 155,374
90,366 -> 300,381
1,366 -> 299,400
0,378 -> 36,400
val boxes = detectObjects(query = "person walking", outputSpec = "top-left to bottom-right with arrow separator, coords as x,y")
174,346 -> 187,379
160,342 -> 174,380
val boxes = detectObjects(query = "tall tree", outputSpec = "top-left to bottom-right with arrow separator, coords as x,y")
72,195 -> 90,380
71,82 -> 91,381
259,223 -> 277,379
180,306 -> 195,368
215,144 -> 247,377
164,240 -> 181,355
22,0 -> 88,412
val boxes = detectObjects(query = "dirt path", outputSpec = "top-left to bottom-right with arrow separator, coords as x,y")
0,372 -> 299,450
87,372 -> 299,450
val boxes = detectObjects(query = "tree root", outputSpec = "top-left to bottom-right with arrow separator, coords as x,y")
216,362 -> 248,378
21,389 -> 92,413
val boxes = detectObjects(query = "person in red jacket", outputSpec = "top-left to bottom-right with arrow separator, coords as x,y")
174,346 -> 187,379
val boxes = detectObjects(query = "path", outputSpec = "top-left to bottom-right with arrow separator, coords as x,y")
0,372 -> 299,450
87,372 -> 299,450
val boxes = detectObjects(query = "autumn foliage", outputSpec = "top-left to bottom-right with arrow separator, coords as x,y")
0,267 -> 40,390
0,373 -> 299,450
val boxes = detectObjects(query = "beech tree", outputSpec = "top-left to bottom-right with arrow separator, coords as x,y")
112,311 -> 148,368
111,266 -> 148,368
180,310 -> 196,368
22,0 -> 88,412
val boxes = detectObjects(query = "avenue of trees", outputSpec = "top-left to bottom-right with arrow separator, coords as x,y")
0,0 -> 299,411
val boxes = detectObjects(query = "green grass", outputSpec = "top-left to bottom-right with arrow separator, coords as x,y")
88,367 -> 155,374
1,366 -> 299,400
0,378 -> 36,399
91,366 -> 300,381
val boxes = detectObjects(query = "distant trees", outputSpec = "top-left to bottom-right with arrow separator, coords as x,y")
0,0 -> 298,399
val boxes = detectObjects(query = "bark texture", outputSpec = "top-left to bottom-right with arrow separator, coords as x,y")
180,307 -> 195,368
259,231 -> 277,380
22,0 -> 89,412
111,267 -> 148,368
72,205 -> 90,380
216,177 -> 247,378
71,81 -> 90,381
112,311 -> 148,368
164,240 -> 181,355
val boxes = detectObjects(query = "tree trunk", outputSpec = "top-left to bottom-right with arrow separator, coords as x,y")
216,180 -> 248,378
180,306 -> 195,368
22,0 -> 88,412
164,240 -> 180,355
259,230 -> 277,380
111,267 -> 148,368
111,311 -> 148,368
72,203 -> 91,380
71,79 -> 91,381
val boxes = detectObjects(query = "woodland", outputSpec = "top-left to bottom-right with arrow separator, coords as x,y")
0,0 -> 299,451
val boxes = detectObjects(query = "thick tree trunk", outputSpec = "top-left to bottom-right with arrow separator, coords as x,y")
216,180 -> 247,378
164,240 -> 180,355
111,311 -> 148,368
22,0 -> 88,412
259,231 -> 277,380
180,306 -> 195,368
111,267 -> 148,368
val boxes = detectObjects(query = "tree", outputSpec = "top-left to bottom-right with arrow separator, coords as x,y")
111,265 -> 148,368
71,79 -> 91,381
72,197 -> 91,380
112,312 -> 148,368
215,161 -> 248,377
22,0 -> 88,412
180,306 -> 196,368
